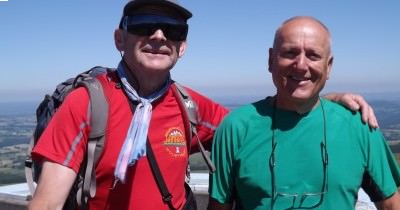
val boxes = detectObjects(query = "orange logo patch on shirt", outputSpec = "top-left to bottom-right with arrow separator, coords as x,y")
164,127 -> 187,157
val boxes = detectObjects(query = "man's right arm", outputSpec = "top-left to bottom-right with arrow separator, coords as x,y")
28,160 -> 77,210
207,197 -> 233,210
374,190 -> 400,210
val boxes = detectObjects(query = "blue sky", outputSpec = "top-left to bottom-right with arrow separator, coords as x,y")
0,0 -> 399,103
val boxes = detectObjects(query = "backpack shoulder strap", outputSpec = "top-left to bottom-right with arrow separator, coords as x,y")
146,139 -> 175,210
75,70 -> 109,210
173,82 -> 198,129
173,82 -> 216,174
78,76 -> 108,139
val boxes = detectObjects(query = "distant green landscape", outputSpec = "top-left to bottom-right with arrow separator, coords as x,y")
0,114 -> 34,185
0,144 -> 29,185
0,99 -> 399,185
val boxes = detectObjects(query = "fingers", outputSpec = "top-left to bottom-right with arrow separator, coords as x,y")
353,94 -> 379,128
341,93 -> 360,111
323,92 -> 379,128
367,106 -> 379,128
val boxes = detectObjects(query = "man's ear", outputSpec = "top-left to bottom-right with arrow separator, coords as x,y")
326,56 -> 334,80
114,29 -> 125,51
268,48 -> 274,73
177,41 -> 187,58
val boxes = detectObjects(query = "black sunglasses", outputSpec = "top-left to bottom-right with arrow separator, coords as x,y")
269,97 -> 328,209
269,141 -> 328,209
126,23 -> 188,42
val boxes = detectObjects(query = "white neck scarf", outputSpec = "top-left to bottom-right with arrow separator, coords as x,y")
114,62 -> 171,183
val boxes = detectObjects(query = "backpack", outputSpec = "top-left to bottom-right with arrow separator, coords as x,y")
25,66 -> 214,210
25,66 -> 109,210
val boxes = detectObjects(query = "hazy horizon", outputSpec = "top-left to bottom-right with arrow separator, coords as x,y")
0,91 -> 399,117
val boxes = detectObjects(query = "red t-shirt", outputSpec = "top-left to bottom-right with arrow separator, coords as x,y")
32,72 -> 228,210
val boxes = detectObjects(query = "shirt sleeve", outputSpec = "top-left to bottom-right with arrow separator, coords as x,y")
209,114 -> 237,204
362,128 -> 400,201
31,87 -> 91,173
185,87 -> 229,152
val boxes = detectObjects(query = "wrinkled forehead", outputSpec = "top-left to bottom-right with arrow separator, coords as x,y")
274,19 -> 332,51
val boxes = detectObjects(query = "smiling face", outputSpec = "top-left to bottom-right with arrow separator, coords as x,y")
121,28 -> 186,73
114,5 -> 188,92
268,17 -> 333,112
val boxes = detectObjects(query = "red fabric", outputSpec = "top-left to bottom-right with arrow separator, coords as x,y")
32,72 -> 228,210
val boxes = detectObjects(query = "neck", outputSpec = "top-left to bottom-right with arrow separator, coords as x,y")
274,95 -> 320,114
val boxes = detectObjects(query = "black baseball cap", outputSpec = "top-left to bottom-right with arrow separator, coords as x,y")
123,0 -> 192,21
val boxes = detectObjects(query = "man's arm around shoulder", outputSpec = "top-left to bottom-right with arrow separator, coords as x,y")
375,190 -> 400,210
28,160 -> 77,210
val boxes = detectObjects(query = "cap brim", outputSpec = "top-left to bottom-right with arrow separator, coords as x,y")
124,0 -> 192,20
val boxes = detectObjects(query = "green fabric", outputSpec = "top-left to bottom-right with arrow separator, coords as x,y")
209,97 -> 400,210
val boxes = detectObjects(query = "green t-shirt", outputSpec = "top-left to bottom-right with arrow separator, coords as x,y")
209,97 -> 400,210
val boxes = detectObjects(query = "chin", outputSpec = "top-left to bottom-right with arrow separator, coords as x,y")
292,93 -> 320,104
287,89 -> 315,100
144,63 -> 174,71
145,63 -> 167,69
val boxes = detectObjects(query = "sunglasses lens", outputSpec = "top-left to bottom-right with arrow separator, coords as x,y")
165,24 -> 188,41
127,23 -> 187,41
127,24 -> 153,36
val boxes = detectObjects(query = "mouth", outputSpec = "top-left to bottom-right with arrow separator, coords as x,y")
144,51 -> 168,56
143,47 -> 170,55
289,75 -> 310,82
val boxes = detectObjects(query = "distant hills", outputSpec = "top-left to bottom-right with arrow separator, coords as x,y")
370,100 -> 400,129
0,99 -> 399,127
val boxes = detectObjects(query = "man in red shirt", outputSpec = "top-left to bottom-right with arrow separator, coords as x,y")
28,1 -> 378,210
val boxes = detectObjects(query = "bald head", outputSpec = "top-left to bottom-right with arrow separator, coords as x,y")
273,16 -> 332,55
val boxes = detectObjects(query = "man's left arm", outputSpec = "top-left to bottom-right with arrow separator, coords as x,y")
323,92 -> 378,128
374,190 -> 400,210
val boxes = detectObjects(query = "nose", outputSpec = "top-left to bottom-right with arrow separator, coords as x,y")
150,29 -> 167,41
294,53 -> 308,71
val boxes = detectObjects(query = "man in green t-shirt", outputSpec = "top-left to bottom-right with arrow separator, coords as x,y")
208,16 -> 400,210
